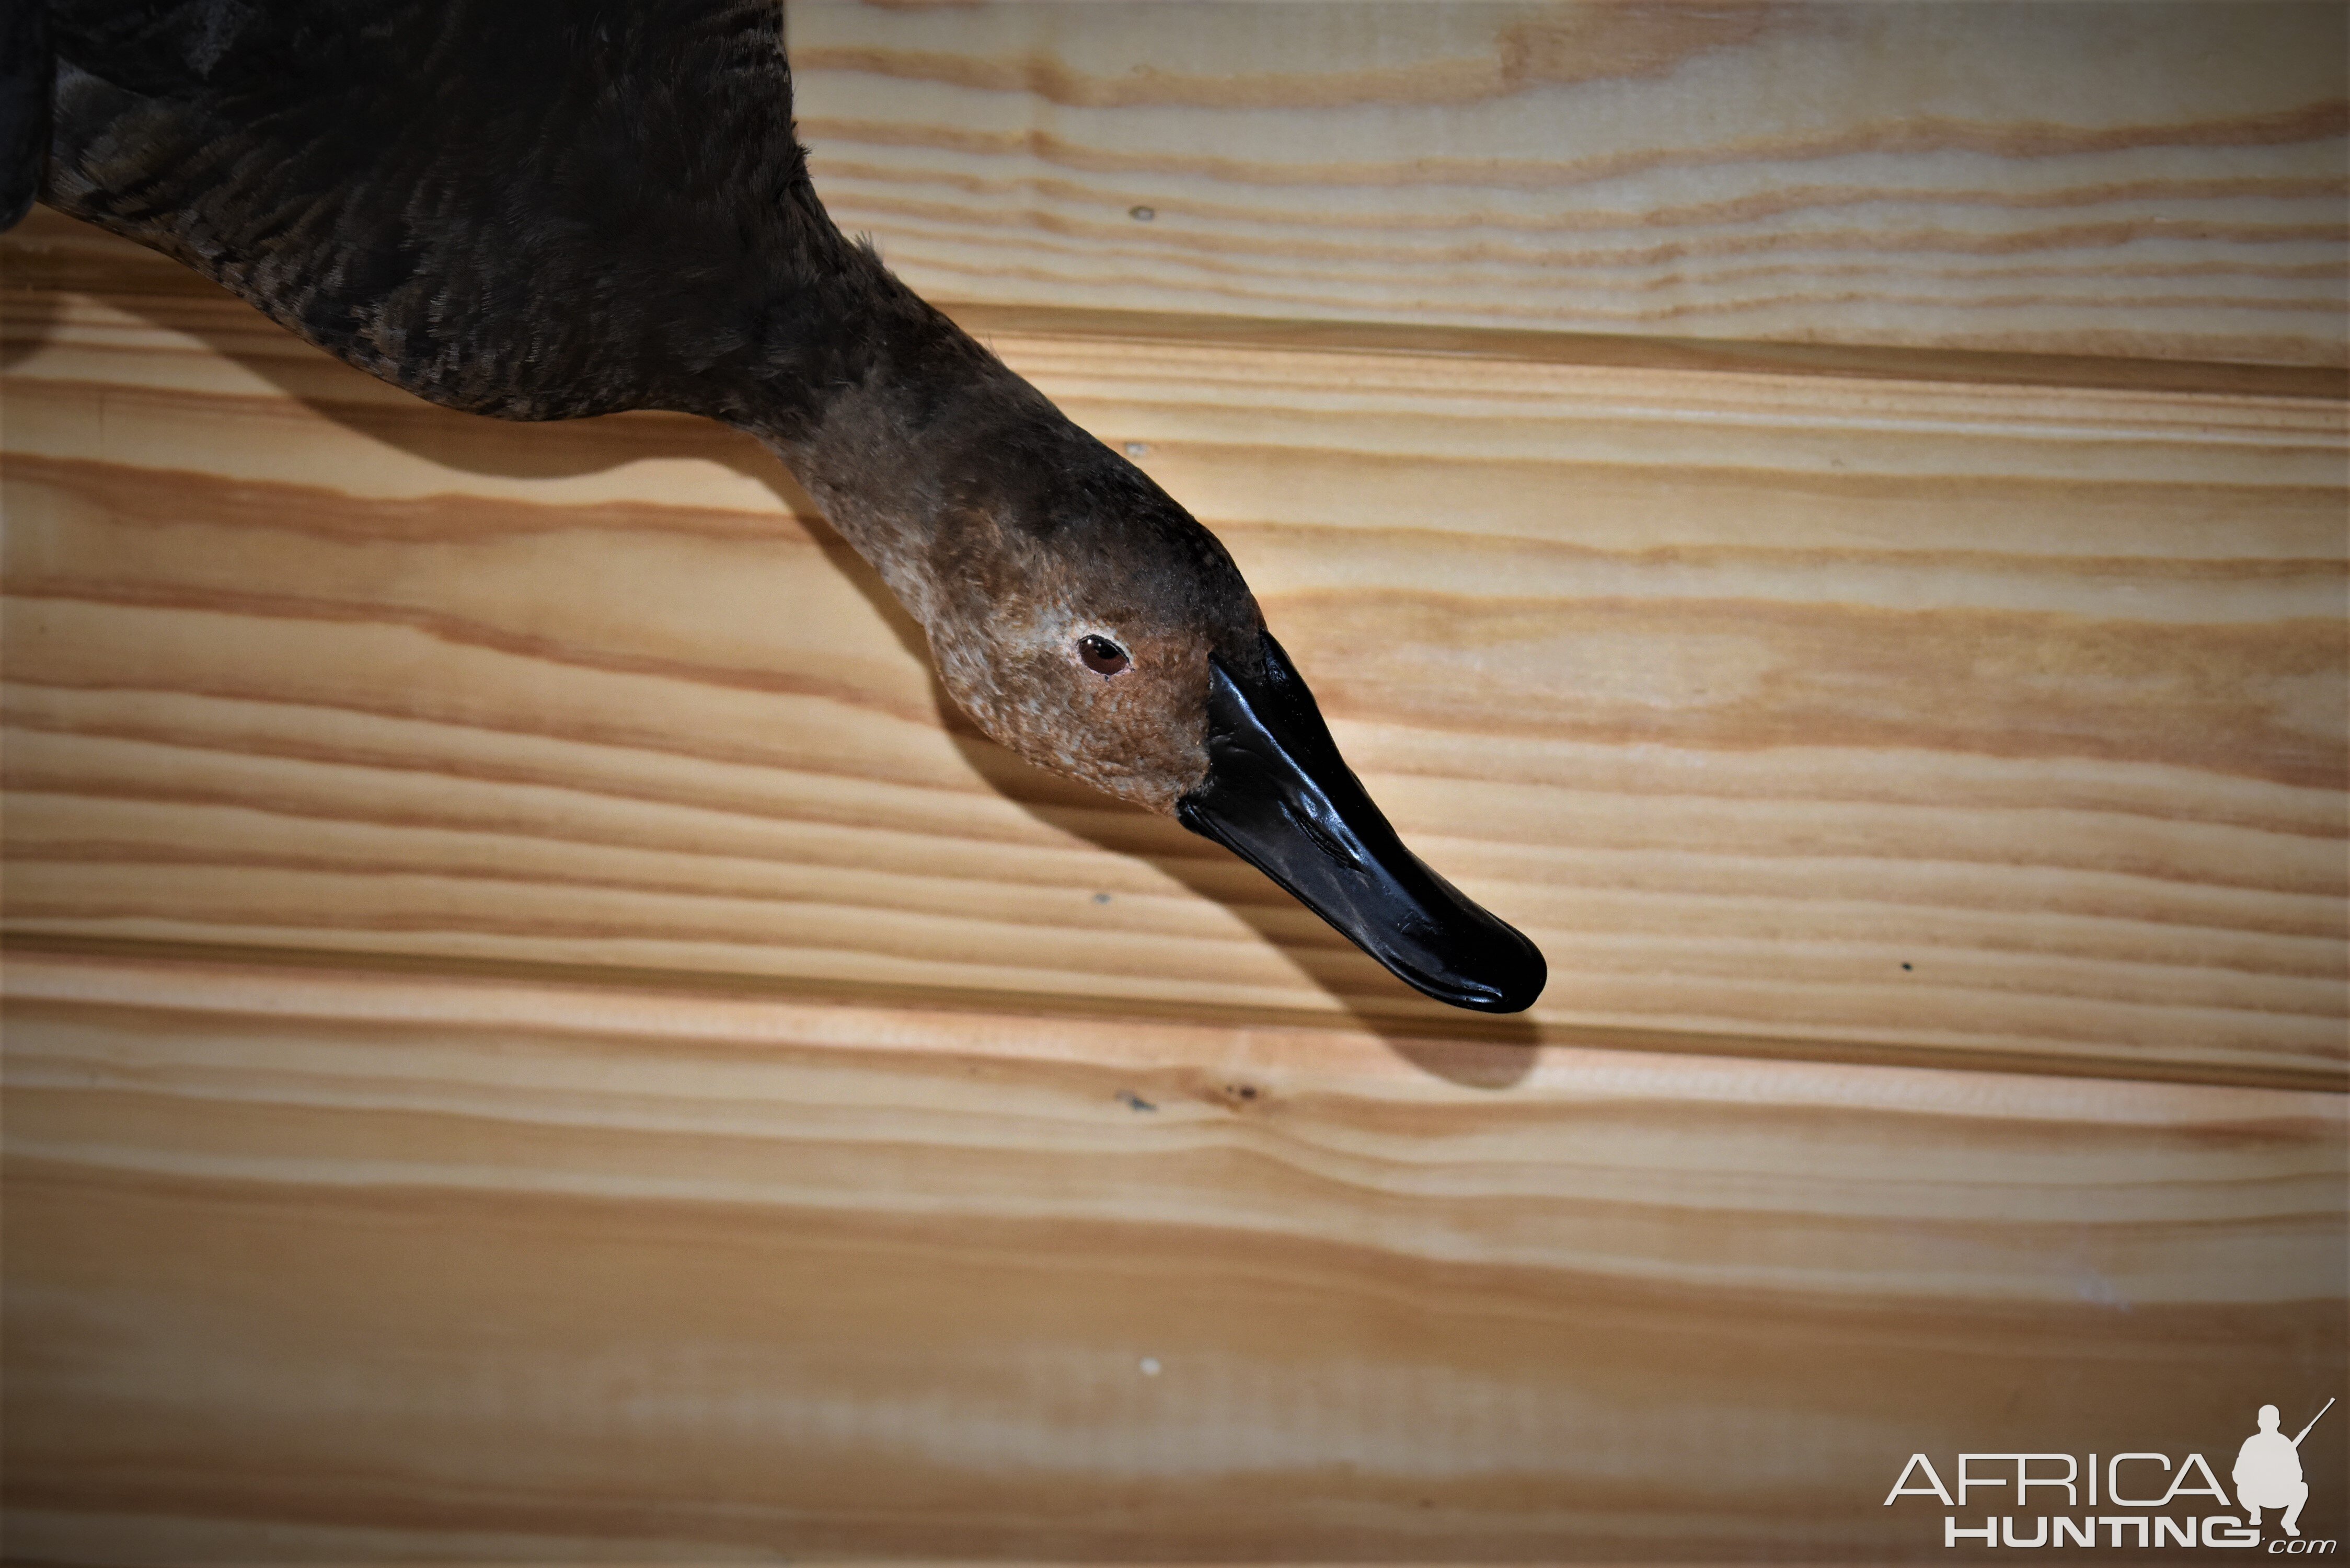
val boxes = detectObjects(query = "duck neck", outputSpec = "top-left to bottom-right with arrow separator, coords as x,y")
735,253 -> 1052,634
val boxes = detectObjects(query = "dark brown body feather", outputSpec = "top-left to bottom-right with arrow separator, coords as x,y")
48,0 -> 915,427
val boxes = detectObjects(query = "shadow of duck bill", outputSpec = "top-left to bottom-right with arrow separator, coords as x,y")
1176,633 -> 1548,1015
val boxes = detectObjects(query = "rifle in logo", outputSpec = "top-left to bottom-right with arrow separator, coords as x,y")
2237,1398 -> 2333,1539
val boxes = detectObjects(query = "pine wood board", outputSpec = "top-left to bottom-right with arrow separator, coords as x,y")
5,210 -> 2346,1088
3,948 -> 2343,1561
787,0 -> 2350,367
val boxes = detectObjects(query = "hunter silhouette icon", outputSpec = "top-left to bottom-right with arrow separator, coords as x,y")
2237,1398 -> 2332,1537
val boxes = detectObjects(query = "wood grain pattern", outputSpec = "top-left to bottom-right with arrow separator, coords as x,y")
4,948 -> 2343,1561
5,209 -> 2345,1086
787,0 -> 2350,368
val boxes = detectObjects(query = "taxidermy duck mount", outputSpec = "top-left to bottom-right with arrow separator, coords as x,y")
5,0 -> 1547,1013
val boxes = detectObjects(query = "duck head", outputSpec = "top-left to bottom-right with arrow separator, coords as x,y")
776,338 -> 1546,1015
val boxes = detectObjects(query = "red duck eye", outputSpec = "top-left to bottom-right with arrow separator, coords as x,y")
1077,634 -> 1130,675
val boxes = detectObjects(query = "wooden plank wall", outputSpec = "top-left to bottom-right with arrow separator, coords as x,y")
5,951 -> 2341,1562
4,2 -> 2347,1560
789,0 -> 2350,365
5,209 -> 2344,1086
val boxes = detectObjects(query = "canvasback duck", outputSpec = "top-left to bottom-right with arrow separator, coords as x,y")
7,0 -> 1546,1012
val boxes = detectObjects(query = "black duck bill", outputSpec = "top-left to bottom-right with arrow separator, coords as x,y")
1176,633 -> 1547,1015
